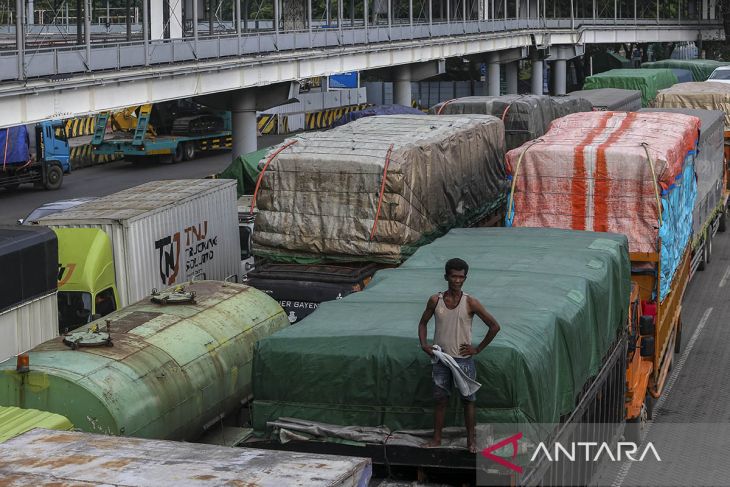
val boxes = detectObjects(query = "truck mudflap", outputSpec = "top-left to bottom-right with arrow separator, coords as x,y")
247,333 -> 628,486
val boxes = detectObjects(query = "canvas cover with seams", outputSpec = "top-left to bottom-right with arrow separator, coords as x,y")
505,111 -> 699,300
429,95 -> 592,151
251,228 -> 631,431
655,81 -> 730,131
252,115 -> 506,264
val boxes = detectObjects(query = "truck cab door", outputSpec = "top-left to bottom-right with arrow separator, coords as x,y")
41,121 -> 71,173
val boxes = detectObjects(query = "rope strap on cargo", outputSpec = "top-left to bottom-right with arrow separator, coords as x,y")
436,99 -> 456,115
506,138 -> 543,225
369,144 -> 395,241
641,142 -> 663,227
250,139 -> 299,215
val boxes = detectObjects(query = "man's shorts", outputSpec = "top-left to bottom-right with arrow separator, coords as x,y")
432,356 -> 477,402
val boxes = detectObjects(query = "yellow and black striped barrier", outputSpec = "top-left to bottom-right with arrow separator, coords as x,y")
64,116 -> 97,138
257,114 -> 279,135
69,144 -> 121,168
199,136 -> 233,151
304,103 -> 371,130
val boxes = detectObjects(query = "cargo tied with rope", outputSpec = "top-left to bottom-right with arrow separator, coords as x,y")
250,114 -> 506,264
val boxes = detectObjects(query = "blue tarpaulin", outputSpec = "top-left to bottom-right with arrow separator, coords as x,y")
0,127 -> 30,166
332,104 -> 424,127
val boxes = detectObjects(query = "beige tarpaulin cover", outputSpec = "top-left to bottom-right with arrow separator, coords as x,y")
655,82 -> 730,130
252,115 -> 505,263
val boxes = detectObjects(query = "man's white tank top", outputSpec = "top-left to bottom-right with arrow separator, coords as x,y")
433,292 -> 473,358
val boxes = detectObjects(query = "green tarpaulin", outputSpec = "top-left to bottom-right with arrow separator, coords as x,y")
218,147 -> 270,197
642,59 -> 729,82
591,51 -> 632,74
252,227 -> 630,432
583,69 -> 678,106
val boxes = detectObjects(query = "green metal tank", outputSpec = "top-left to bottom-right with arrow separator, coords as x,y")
0,281 -> 289,441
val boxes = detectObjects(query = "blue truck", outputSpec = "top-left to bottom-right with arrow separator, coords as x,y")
0,121 -> 71,191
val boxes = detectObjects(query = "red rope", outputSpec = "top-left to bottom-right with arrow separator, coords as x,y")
501,102 -> 514,122
2,127 -> 10,171
369,144 -> 395,241
250,139 -> 298,215
436,99 -> 456,115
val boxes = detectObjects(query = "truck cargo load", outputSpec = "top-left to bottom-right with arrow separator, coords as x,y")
252,227 -> 631,431
0,407 -> 72,443
0,429 -> 372,486
0,280 -> 289,441
0,226 -> 58,361
0,126 -> 30,166
641,59 -> 730,81
505,111 -> 699,299
430,95 -> 592,150
565,88 -> 642,111
639,108 -> 726,251
252,115 -> 506,264
655,81 -> 730,129
582,69 -> 679,106
37,179 -> 240,307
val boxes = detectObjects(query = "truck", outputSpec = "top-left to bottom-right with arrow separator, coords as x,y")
0,121 -> 70,191
565,88 -> 643,111
37,179 -> 242,308
505,110 -> 699,433
0,226 -> 58,362
0,428 -> 372,487
91,101 -> 231,163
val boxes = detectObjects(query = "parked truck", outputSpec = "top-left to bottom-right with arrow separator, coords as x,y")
0,226 -> 58,362
37,179 -> 242,308
0,121 -> 70,191
91,101 -> 231,163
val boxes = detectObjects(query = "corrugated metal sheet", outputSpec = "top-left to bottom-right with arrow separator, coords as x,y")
0,429 -> 372,486
0,281 -> 289,441
37,180 -> 240,306
0,292 -> 58,362
0,407 -> 72,443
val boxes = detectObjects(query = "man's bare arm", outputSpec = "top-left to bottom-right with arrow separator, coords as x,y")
418,295 -> 439,356
459,296 -> 501,356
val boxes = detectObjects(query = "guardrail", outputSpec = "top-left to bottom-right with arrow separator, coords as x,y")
0,17 -> 721,82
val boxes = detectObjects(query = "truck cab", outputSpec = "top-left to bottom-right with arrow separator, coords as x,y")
35,120 -> 71,174
54,228 -> 118,333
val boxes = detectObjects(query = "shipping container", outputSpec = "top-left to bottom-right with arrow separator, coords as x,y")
0,226 -> 58,361
37,180 -> 240,306
0,429 -> 372,486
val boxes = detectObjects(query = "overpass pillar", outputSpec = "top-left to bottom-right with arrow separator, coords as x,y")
487,62 -> 500,96
505,61 -> 518,94
394,65 -> 412,107
232,91 -> 258,158
552,59 -> 567,95
531,59 -> 543,95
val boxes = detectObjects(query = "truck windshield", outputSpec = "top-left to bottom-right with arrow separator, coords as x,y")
57,291 -> 92,333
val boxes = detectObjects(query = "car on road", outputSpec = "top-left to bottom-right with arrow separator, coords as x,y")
707,66 -> 730,83
18,197 -> 97,225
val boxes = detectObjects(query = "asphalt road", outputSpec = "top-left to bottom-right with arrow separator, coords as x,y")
0,135 -> 288,225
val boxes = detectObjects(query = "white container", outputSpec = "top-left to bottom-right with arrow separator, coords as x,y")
0,291 -> 58,362
38,180 -> 240,307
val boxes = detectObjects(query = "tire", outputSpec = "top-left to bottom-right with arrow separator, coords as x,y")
44,163 -> 63,190
172,143 -> 184,164
674,318 -> 683,354
183,141 -> 196,161
719,211 -> 727,233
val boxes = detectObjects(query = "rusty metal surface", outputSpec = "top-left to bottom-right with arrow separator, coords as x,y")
0,281 -> 289,441
0,429 -> 372,487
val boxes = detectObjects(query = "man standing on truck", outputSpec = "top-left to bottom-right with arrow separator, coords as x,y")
418,258 -> 501,453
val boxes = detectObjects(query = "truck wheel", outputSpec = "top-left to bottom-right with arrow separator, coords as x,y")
44,164 -> 63,190
719,211 -> 727,233
172,143 -> 184,164
183,142 -> 196,161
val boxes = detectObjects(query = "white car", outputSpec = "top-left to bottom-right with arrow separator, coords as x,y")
707,66 -> 730,84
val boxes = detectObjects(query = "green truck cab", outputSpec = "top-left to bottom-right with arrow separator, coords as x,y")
54,228 -> 119,333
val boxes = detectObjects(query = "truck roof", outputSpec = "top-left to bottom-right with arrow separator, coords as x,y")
37,179 -> 236,224
0,428 -> 372,486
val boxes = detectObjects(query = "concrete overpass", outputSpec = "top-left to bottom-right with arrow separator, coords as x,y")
0,0 -> 724,155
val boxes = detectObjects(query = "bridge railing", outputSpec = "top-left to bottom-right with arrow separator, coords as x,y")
0,17 -> 720,82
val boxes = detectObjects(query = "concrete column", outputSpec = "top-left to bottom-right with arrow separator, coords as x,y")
553,59 -> 566,95
531,59 -> 543,95
232,91 -> 258,157
487,62 -> 500,96
505,61 -> 518,94
394,65 -> 412,107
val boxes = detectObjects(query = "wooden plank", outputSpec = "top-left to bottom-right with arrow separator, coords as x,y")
0,429 -> 371,487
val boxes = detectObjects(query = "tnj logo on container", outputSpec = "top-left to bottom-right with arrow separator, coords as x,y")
481,432 -> 662,474
155,221 -> 215,286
